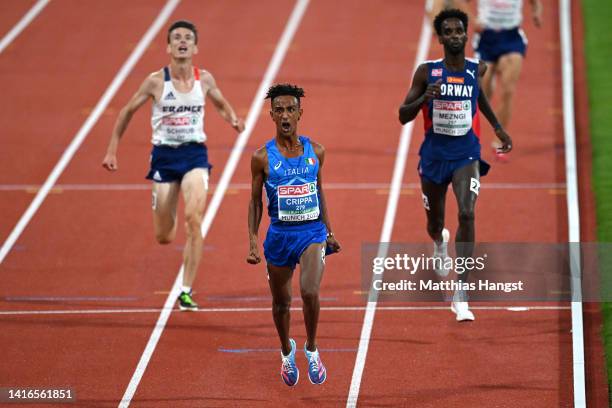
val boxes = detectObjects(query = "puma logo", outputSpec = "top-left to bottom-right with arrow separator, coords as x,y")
466,69 -> 475,79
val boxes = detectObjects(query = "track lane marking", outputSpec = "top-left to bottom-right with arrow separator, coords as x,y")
0,305 -> 571,316
559,0 -> 586,405
0,0 -> 50,55
118,1 -> 310,406
0,0 -> 181,265
346,14 -> 432,408
0,182 -> 568,192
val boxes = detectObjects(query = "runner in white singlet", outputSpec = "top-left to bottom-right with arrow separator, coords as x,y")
470,0 -> 543,161
102,20 -> 245,311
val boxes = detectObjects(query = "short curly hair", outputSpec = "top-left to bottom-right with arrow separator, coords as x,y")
433,8 -> 468,36
265,83 -> 305,106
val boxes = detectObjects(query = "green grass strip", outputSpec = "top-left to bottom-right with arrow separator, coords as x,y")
582,0 -> 612,397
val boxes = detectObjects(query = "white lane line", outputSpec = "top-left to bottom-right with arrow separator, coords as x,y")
0,0 -> 50,55
0,305 -> 571,316
117,1 -> 310,407
0,182 -> 567,191
0,0 -> 181,265
198,0 -> 308,239
559,0 -> 585,406
346,15 -> 432,408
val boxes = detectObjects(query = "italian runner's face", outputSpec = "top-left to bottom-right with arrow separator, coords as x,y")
270,96 -> 302,136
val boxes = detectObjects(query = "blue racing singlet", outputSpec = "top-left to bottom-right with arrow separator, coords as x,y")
265,136 -> 321,226
419,58 -> 482,161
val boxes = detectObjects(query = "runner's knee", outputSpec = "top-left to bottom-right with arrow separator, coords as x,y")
499,67 -> 521,96
155,232 -> 174,245
300,287 -> 319,303
272,299 -> 291,315
183,210 -> 203,235
500,83 -> 516,101
458,209 -> 475,225
154,215 -> 177,244
427,217 -> 444,236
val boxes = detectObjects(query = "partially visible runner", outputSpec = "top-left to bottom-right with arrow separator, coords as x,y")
399,9 -> 512,321
426,0 -> 469,23
247,84 -> 341,386
102,20 -> 244,311
469,0 -> 542,161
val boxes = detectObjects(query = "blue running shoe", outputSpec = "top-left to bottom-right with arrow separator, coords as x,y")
280,338 -> 299,386
304,343 -> 327,384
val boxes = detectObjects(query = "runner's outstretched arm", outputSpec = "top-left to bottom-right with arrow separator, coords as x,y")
247,147 -> 266,264
102,75 -> 157,171
313,142 -> 341,253
203,71 -> 245,133
529,0 -> 543,27
476,61 -> 513,152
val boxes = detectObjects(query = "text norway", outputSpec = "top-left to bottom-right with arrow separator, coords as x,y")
439,84 -> 473,98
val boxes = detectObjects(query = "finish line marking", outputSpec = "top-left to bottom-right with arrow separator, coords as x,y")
0,305 -> 571,316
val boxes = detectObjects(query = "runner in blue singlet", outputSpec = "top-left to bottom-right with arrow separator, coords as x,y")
399,9 -> 512,322
247,84 -> 341,387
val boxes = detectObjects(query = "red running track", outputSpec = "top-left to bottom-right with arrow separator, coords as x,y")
0,0 -> 606,407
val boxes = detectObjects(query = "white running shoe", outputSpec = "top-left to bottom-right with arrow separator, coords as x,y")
451,290 -> 475,322
433,228 -> 451,277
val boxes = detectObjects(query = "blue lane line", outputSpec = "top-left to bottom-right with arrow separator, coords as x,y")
218,347 -> 357,354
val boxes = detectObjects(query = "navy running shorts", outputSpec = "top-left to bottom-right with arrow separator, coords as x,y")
418,157 -> 490,185
146,142 -> 212,183
473,27 -> 527,63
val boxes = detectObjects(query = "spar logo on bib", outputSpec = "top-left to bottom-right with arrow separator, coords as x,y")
432,100 -> 472,137
278,183 -> 316,196
277,181 -> 320,222
162,117 -> 191,126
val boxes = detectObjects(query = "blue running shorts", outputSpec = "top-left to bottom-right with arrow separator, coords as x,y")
146,142 -> 212,183
264,221 -> 328,269
418,157 -> 490,185
473,27 -> 527,63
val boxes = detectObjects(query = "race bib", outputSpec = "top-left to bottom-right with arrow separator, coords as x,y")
277,182 -> 320,222
161,116 -> 199,143
432,100 -> 472,136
